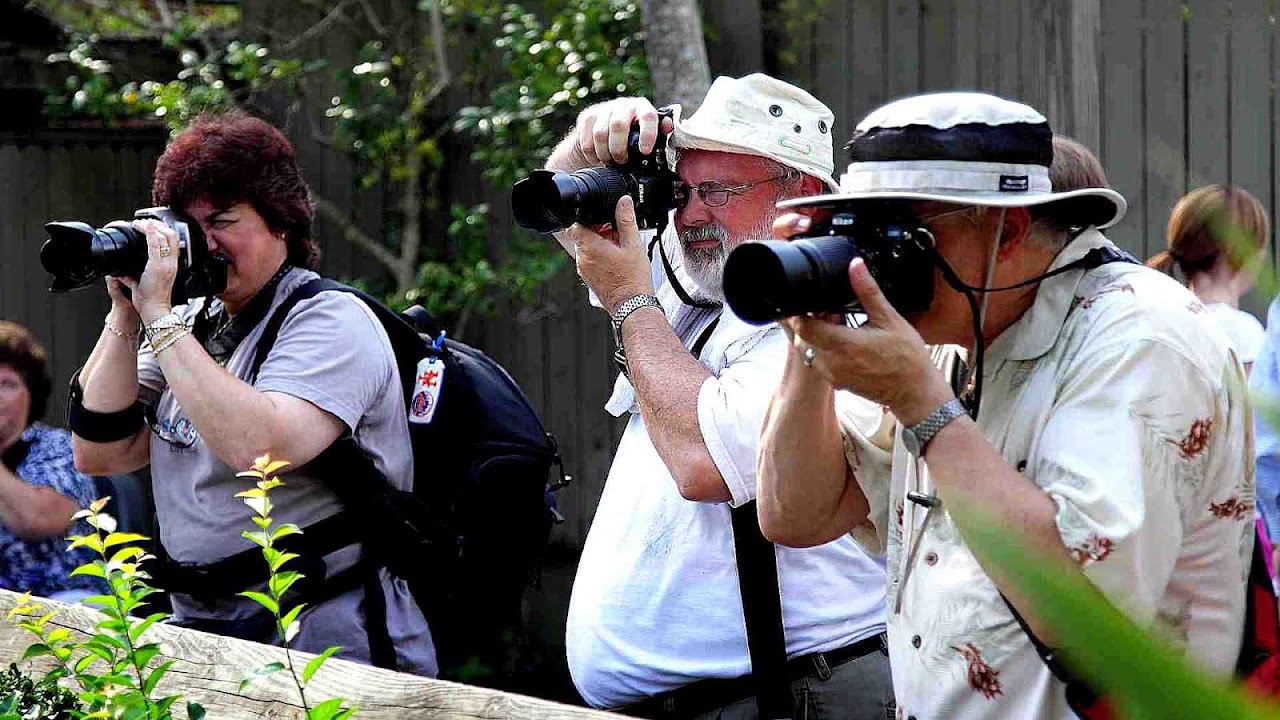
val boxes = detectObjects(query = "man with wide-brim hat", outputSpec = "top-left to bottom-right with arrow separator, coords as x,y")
756,91 -> 1252,719
544,74 -> 894,719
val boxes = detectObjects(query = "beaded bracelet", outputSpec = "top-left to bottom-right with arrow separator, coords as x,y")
152,326 -> 190,356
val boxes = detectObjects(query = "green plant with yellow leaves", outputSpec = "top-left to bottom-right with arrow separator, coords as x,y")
235,455 -> 353,720
8,496 -> 205,720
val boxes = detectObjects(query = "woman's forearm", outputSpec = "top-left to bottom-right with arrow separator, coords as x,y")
74,308 -> 151,475
757,348 -> 867,546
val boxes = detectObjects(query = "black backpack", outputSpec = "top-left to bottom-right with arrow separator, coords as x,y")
249,278 -> 568,683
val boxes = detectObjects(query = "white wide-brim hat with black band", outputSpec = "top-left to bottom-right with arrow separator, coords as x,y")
668,73 -> 841,193
779,92 -> 1127,229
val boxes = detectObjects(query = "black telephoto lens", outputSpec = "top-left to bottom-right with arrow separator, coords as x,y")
40,221 -> 148,292
511,167 -> 634,233
723,237 -> 860,324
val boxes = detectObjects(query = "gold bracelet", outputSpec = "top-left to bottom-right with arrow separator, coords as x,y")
143,312 -> 184,344
104,317 -> 139,340
152,326 -> 189,356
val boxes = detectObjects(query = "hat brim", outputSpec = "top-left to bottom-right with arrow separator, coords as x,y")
670,106 -> 841,193
778,187 -> 1127,229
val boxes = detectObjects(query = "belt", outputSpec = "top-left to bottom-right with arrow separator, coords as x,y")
618,631 -> 888,720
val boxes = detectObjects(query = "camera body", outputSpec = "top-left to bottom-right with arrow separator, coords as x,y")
42,206 -> 229,305
722,202 -> 936,325
511,108 -> 678,233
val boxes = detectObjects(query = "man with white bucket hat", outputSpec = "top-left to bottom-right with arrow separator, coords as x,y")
756,91 -> 1253,719
545,75 -> 893,718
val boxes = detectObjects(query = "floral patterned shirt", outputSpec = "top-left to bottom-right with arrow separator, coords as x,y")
837,229 -> 1253,720
0,424 -> 99,598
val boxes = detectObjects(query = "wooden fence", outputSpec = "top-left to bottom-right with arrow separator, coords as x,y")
0,589 -> 618,719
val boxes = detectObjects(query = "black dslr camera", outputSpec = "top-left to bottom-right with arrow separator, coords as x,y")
722,202 -> 937,325
511,107 -> 678,233
41,207 -> 230,305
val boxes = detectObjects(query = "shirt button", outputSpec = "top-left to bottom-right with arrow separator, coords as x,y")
911,635 -> 921,648
924,551 -> 938,566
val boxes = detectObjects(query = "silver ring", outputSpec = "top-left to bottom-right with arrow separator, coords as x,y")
802,345 -> 817,367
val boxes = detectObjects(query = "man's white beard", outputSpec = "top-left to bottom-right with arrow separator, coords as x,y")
678,212 -> 778,303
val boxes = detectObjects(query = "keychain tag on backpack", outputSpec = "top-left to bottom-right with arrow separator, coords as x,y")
410,356 -> 445,424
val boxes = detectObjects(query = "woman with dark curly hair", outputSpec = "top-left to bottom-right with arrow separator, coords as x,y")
70,110 -> 435,675
0,321 -> 99,600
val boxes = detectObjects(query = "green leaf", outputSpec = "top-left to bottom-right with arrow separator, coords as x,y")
109,546 -> 147,565
280,605 -> 305,634
270,523 -> 302,542
240,530 -> 268,549
70,563 -> 108,579
302,646 -> 341,684
142,660 -> 175,695
237,591 -> 278,615
284,620 -> 301,644
307,698 -> 345,720
129,612 -> 169,644
268,571 -> 303,598
103,532 -> 150,549
238,662 -> 285,692
74,652 -> 102,674
46,627 -> 72,645
187,702 -> 207,720
132,643 -> 162,668
21,643 -> 52,661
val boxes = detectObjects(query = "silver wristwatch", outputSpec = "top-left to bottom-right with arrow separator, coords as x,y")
610,294 -> 662,348
901,398 -> 967,458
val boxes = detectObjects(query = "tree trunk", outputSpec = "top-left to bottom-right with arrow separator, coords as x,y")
640,0 -> 712,111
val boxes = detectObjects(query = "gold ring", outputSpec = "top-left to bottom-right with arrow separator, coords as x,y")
802,346 -> 817,367
157,243 -> 172,258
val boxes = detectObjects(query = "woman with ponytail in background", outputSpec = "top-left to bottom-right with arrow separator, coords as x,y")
1148,185 -> 1268,371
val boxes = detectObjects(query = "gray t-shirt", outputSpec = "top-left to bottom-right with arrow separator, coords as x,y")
138,268 -> 436,675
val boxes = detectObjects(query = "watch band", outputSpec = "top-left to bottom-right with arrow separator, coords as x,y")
903,397 -> 967,457
143,312 -> 185,344
611,294 -> 662,345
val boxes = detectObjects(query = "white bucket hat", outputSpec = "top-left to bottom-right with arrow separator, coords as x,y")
668,73 -> 840,192
780,91 -> 1127,228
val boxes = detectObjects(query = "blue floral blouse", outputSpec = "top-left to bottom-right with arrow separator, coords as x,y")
1,424 -> 99,597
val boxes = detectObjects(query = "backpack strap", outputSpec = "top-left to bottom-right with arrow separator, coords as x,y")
250,277 -> 349,383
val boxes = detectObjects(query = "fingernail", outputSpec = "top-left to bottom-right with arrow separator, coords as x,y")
796,216 -> 811,229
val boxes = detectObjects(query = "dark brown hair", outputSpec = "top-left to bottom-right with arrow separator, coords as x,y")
0,322 -> 50,426
1148,184 -> 1269,277
152,109 -> 319,269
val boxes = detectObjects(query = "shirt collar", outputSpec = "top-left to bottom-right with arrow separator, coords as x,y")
985,228 -> 1114,362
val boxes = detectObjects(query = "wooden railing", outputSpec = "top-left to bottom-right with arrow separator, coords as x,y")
0,590 -> 620,719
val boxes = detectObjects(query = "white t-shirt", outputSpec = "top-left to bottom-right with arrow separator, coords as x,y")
566,229 -> 888,709
839,230 -> 1252,720
1204,302 -> 1264,365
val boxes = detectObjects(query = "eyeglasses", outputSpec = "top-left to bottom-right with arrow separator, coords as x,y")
676,169 -> 799,208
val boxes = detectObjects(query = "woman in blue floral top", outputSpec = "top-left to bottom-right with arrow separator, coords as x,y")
0,321 -> 98,600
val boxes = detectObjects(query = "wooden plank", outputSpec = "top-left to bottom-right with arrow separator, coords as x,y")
544,271 -> 579,542
0,144 -> 24,320
1144,0 -> 1188,260
1230,0 -> 1273,318
1069,0 -> 1102,154
1186,0 -> 1230,188
975,0 -> 1001,92
921,0 -> 956,91
952,0 -> 980,88
848,0 -> 888,122
1098,0 -> 1144,256
996,0 -> 1022,97
0,589 -> 621,720
886,0 -> 922,97
811,0 -> 852,144
571,294 -> 617,543
703,0 -> 764,76
1020,0 -> 1051,117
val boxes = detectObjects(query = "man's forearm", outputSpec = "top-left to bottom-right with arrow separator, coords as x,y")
621,306 -> 728,502
757,350 -> 865,545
